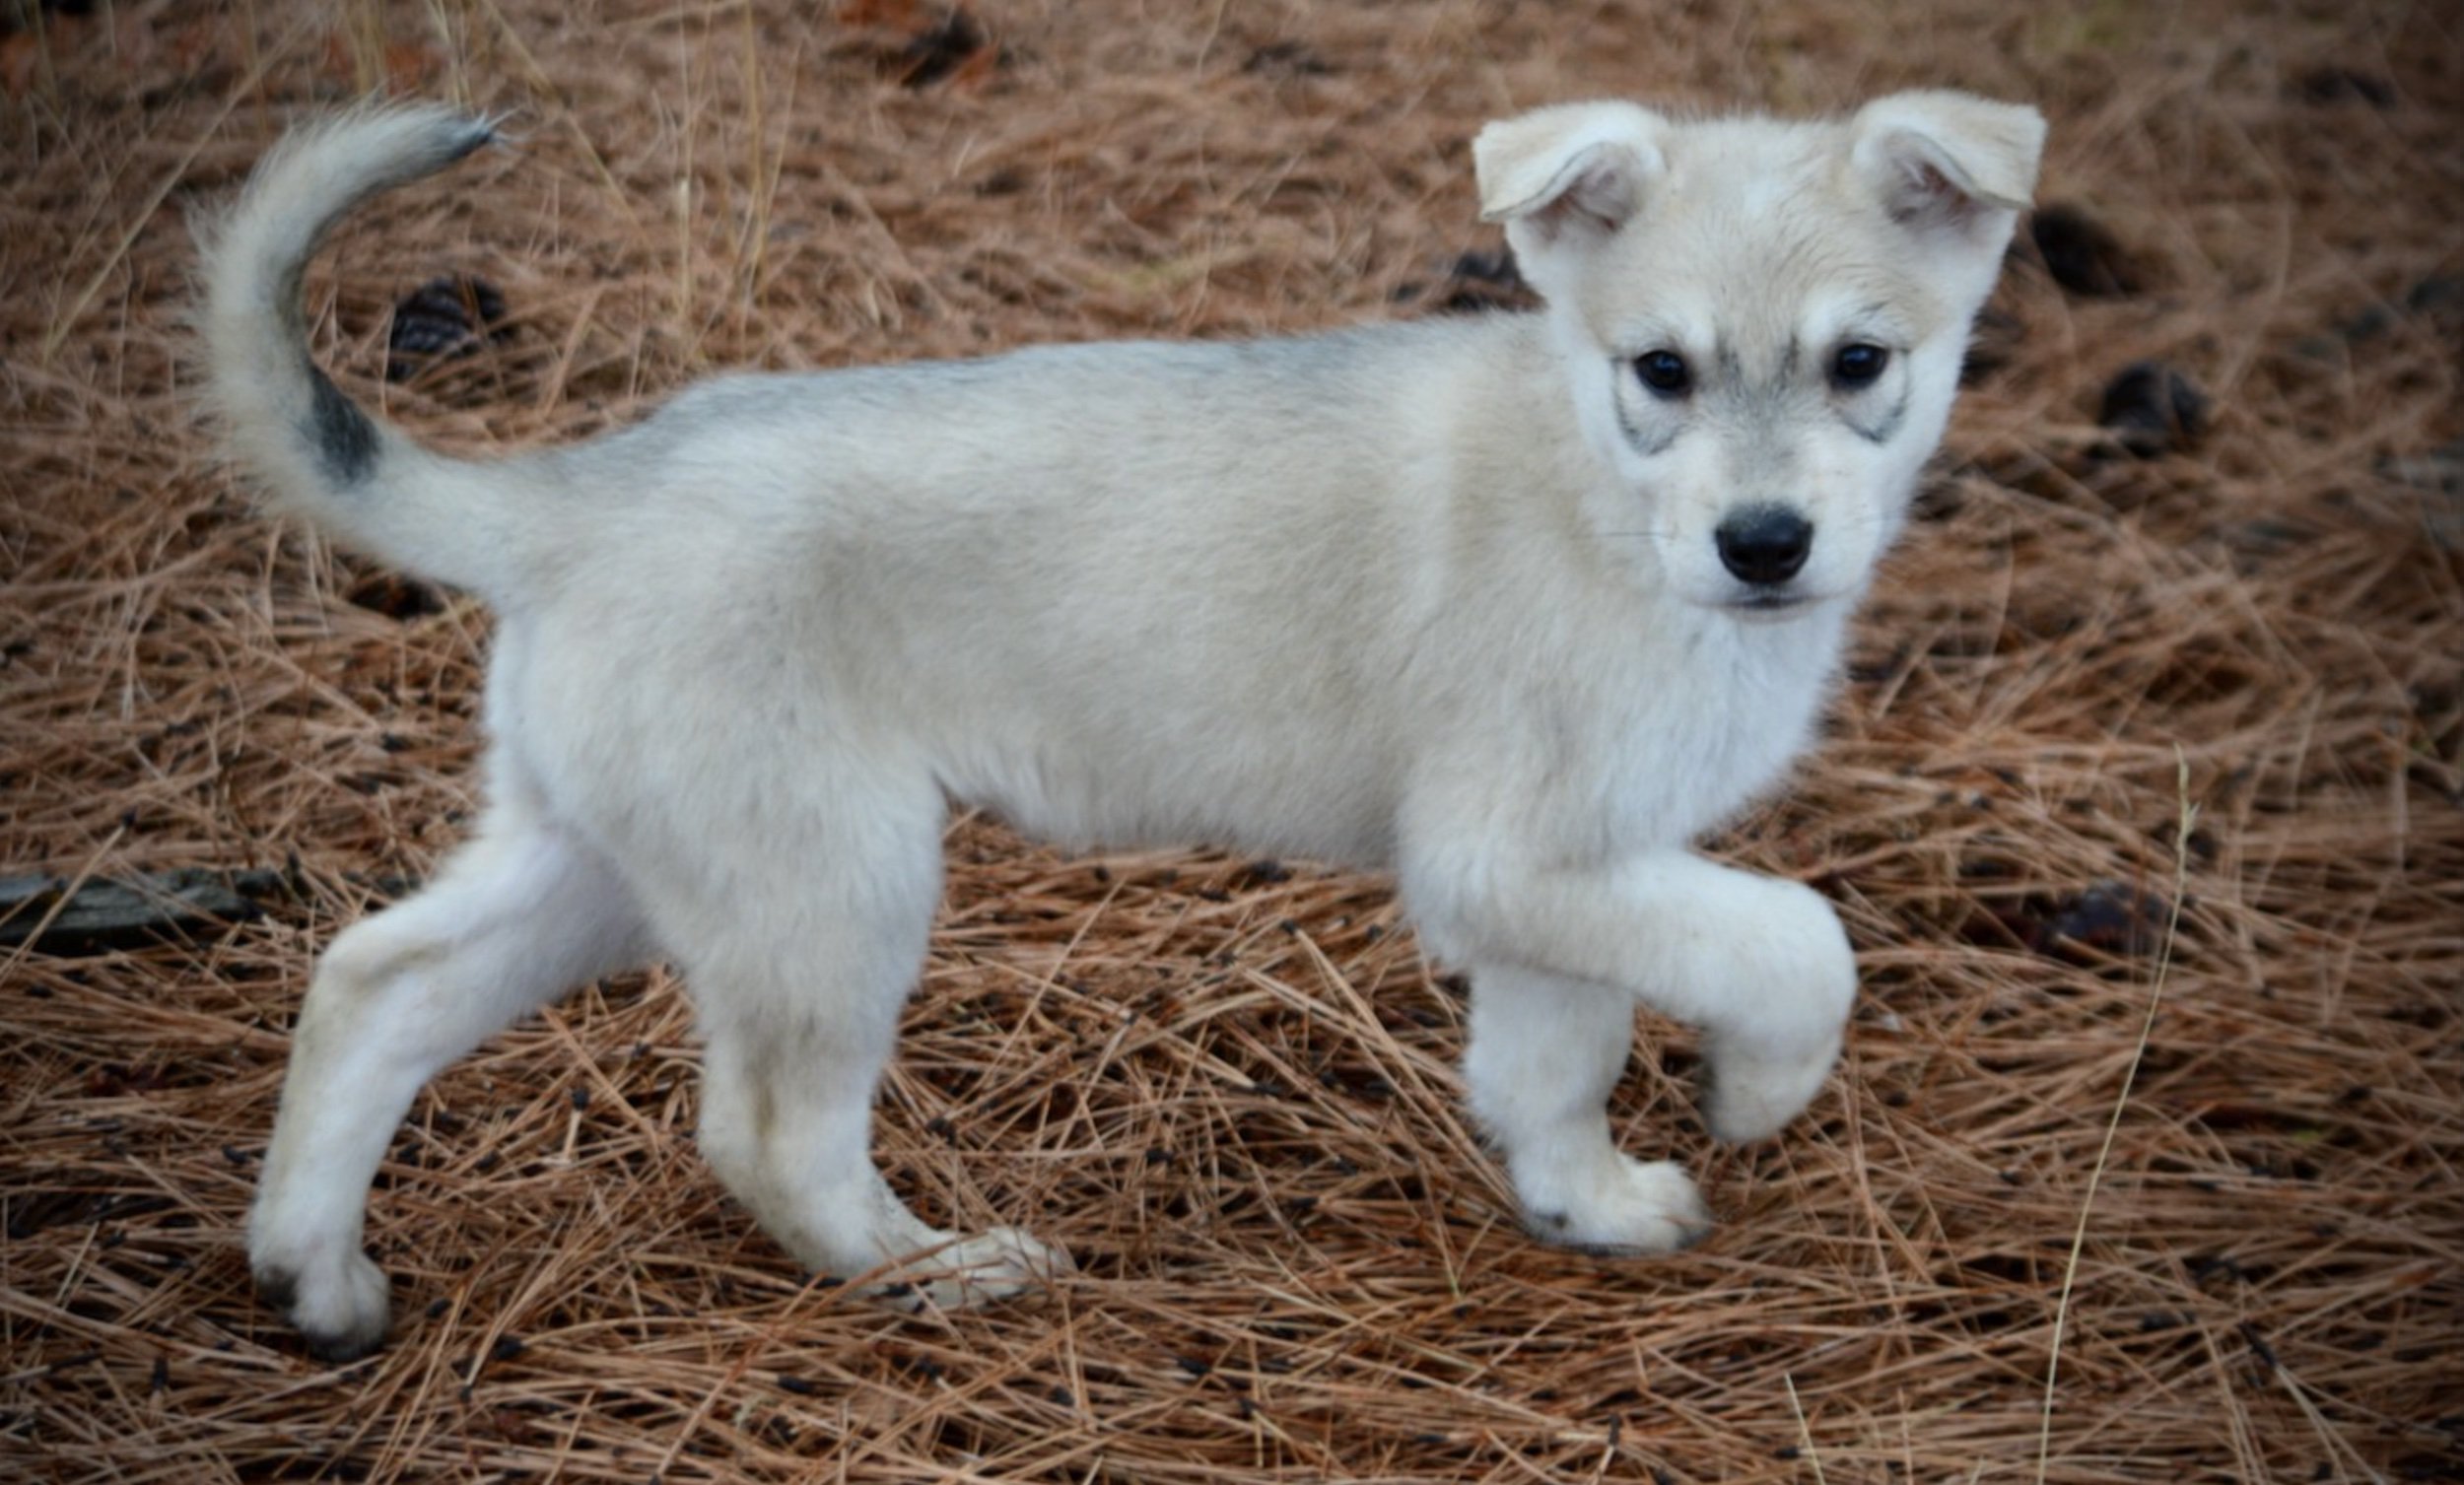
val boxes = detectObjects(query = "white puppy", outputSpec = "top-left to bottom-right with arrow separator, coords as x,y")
201,93 -> 2041,1360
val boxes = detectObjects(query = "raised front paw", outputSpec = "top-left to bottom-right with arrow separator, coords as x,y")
1521,1155 -> 1713,1255
1701,1032 -> 1845,1143
1700,879 -> 1857,1142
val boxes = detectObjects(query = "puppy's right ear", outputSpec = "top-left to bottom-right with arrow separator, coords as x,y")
1474,102 -> 1668,273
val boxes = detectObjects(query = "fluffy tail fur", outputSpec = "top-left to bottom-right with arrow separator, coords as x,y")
200,104 -> 536,600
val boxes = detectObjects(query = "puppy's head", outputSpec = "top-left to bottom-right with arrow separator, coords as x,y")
1475,92 -> 2043,616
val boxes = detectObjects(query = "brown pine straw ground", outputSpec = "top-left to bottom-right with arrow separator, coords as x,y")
3,1 -> 2458,1481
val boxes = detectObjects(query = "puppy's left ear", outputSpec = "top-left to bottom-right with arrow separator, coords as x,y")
1850,91 -> 2045,239
1474,102 -> 1668,289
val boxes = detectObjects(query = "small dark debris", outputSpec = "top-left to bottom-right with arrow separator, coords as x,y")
2187,1253 -> 2248,1286
1243,40 -> 1334,78
1847,641 -> 1912,686
1175,1354 -> 1212,1378
385,275 -> 512,384
1960,304 -> 2023,384
1238,858 -> 1292,886
894,7 -> 993,89
568,1086 -> 589,1112
221,1144 -> 253,1167
344,570 -> 447,621
778,1374 -> 818,1395
1047,1384 -> 1074,1407
489,1334 -> 526,1364
2039,879 -> 2173,959
150,1357 -> 170,1393
83,1062 -> 162,1097
2028,203 -> 2142,298
0,1 -> 96,38
2097,362 -> 2210,456
2293,67 -> 2396,108
2405,275 -> 2463,319
365,873 -> 421,903
427,1297 -> 451,1319
0,868 -> 285,954
1426,248 -> 1540,314
2320,298 -> 2405,350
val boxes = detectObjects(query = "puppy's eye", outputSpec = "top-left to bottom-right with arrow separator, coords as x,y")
1633,350 -> 1691,397
1830,342 -> 1890,388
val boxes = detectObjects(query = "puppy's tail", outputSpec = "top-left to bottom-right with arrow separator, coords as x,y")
199,103 -> 536,601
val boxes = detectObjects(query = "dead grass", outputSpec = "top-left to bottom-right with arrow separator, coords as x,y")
2,1 -> 2459,1481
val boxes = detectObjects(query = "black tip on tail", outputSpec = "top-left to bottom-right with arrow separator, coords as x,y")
444,119 -> 500,167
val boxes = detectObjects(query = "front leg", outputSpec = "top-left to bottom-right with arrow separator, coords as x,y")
1417,847 -> 1857,1163
1463,962 -> 1712,1251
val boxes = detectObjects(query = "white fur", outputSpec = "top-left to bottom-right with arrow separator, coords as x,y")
200,93 -> 2041,1359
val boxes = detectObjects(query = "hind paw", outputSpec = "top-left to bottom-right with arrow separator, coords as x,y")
869,1226 -> 1073,1313
255,1248 -> 390,1363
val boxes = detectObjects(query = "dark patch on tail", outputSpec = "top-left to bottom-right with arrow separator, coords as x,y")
306,361 -> 379,485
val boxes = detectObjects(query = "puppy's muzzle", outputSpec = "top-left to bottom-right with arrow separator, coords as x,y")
1715,505 -> 1814,588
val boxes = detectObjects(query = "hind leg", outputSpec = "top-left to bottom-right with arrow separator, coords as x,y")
249,795 -> 650,1361
667,780 -> 1066,1309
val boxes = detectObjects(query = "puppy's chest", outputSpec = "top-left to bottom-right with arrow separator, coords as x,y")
1578,627 -> 1838,844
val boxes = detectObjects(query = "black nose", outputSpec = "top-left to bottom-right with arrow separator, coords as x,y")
1715,506 -> 1814,585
